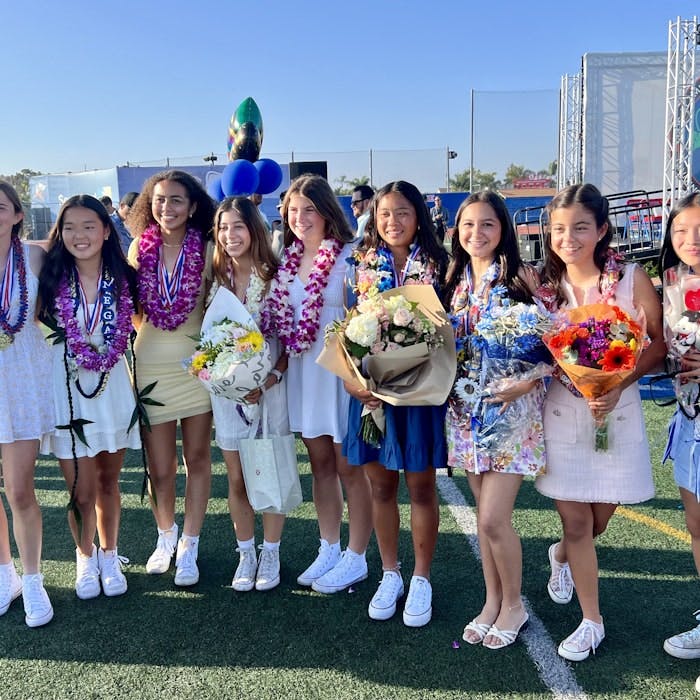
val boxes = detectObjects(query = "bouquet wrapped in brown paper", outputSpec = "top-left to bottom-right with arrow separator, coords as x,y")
316,285 -> 456,446
542,302 -> 645,450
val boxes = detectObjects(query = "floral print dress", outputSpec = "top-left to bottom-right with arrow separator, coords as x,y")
446,266 -> 547,476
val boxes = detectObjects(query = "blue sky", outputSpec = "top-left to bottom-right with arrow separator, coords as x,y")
1,0 -> 697,186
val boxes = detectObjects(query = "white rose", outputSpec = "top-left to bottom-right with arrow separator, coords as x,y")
393,307 -> 412,327
346,314 -> 379,347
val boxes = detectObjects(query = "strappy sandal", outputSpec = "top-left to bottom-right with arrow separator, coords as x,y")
482,613 -> 529,650
462,618 -> 492,645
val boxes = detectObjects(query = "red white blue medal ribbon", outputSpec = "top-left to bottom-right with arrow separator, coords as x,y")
1,249 -> 14,315
158,247 -> 185,308
78,271 -> 104,336
393,245 -> 421,287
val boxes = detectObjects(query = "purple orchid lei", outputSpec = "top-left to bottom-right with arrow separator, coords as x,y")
55,268 -> 134,373
136,224 -> 204,331
0,235 -> 29,344
261,237 -> 343,357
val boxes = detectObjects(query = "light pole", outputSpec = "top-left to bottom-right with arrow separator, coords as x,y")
203,152 -> 218,167
446,148 -> 458,192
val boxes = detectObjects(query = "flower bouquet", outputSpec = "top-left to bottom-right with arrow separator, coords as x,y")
317,285 -> 456,447
663,265 -> 700,415
543,302 -> 644,451
184,286 -> 272,409
457,299 -> 552,456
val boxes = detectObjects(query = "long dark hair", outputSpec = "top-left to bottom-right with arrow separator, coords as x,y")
127,169 -> 215,241
361,180 -> 448,286
212,197 -> 278,288
540,183 -> 616,307
442,190 -> 533,307
658,192 -> 700,277
38,195 -> 137,320
0,181 -> 24,238
280,174 -> 354,248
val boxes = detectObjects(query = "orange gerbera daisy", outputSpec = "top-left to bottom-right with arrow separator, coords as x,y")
600,344 -> 635,372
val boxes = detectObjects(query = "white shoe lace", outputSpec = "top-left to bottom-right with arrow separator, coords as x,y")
550,563 -> 573,597
102,553 -> 128,580
304,543 -> 338,578
669,611 -> 700,648
563,619 -> 604,654
373,571 -> 403,607
77,551 -> 99,580
405,577 -> 431,613
256,548 -> 279,583
234,548 -> 257,584
177,546 -> 197,574
0,567 -> 17,602
23,576 -> 47,614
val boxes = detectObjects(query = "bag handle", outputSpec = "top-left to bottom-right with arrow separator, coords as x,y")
247,395 -> 271,439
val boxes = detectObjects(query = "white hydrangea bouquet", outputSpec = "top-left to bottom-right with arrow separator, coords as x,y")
184,286 -> 272,404
318,285 -> 456,446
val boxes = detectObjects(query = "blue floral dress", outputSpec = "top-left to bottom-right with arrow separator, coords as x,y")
446,266 -> 548,476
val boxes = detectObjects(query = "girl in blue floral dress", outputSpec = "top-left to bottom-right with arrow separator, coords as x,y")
445,191 -> 547,650
344,180 -> 448,628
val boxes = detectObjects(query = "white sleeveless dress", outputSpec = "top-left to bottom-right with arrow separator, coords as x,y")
0,243 -> 54,443
535,263 -> 654,504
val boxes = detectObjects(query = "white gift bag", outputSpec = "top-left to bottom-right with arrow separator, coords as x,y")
238,398 -> 302,514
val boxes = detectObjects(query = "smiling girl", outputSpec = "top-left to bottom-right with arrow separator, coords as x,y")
0,181 -> 54,627
535,183 -> 665,661
38,195 -> 139,600
210,197 -> 289,592
127,171 -> 216,587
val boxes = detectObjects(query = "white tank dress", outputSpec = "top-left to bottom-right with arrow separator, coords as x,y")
40,294 -> 141,459
285,242 -> 352,443
535,263 -> 655,504
0,243 -> 54,443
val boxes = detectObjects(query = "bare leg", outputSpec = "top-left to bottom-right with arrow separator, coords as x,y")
0,495 -> 11,564
2,441 -> 43,574
365,462 -> 400,569
223,448 -> 255,542
680,488 -> 700,577
143,421 -> 178,530
336,445 -> 372,553
58,455 -> 98,555
405,468 -> 439,579
303,435 -> 343,544
180,412 -> 213,537
95,449 -> 125,550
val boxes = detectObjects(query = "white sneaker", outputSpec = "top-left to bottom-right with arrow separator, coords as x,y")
558,617 -> 605,661
174,537 -> 199,587
0,562 -> 22,615
231,547 -> 258,592
664,610 -> 700,659
255,547 -> 281,592
368,570 -> 404,621
312,549 -> 368,594
75,545 -> 101,600
146,524 -> 178,575
297,540 -> 341,587
22,574 -> 53,628
547,543 -> 574,604
98,548 -> 128,597
403,575 -> 432,627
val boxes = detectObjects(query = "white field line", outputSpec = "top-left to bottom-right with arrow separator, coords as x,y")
436,474 -> 589,700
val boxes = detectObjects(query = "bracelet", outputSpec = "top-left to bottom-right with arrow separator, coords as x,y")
269,369 -> 283,383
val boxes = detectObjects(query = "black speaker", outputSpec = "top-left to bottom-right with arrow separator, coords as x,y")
289,161 -> 328,181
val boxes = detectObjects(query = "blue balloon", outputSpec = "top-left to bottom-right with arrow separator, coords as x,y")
254,159 -> 283,194
221,160 -> 260,197
207,175 -> 225,202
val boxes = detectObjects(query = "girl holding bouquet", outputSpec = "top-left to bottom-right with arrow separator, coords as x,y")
0,182 -> 54,626
444,191 -> 546,649
344,180 -> 448,627
264,175 -> 373,594
658,193 -> 700,665
536,183 -> 664,661
128,171 -> 216,587
210,197 -> 289,592
38,195 -> 140,600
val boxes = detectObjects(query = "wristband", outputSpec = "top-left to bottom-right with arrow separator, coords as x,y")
270,369 -> 283,383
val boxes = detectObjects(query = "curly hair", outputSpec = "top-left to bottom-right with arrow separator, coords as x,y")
127,170 -> 215,241
212,197 -> 278,289
37,195 -> 137,321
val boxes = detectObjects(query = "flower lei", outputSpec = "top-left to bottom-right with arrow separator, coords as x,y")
0,236 -> 29,349
206,266 -> 268,327
136,224 -> 204,331
261,237 -> 343,356
55,267 -> 134,373
351,244 -> 438,302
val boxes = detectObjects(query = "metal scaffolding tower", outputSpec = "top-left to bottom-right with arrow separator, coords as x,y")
662,16 -> 699,226
557,73 -> 583,190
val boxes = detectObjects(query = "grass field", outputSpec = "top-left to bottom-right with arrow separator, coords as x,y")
1,401 -> 700,699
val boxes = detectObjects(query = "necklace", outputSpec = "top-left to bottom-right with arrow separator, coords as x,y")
137,224 -> 205,331
0,236 -> 29,349
162,241 -> 183,248
262,237 -> 343,356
